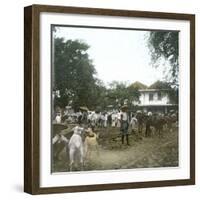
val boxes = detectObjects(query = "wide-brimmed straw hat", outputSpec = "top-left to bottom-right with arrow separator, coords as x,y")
121,105 -> 128,111
79,106 -> 89,111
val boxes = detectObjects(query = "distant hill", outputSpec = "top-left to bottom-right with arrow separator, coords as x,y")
129,81 -> 148,89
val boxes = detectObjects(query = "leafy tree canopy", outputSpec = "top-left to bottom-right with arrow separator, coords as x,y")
53,37 -> 99,110
147,31 -> 179,87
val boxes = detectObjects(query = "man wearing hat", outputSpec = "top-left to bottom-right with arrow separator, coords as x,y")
120,105 -> 130,145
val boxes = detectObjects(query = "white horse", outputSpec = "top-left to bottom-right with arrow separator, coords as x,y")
68,126 -> 85,171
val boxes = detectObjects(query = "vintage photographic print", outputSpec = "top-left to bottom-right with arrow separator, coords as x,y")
24,5 -> 195,194
51,25 -> 179,173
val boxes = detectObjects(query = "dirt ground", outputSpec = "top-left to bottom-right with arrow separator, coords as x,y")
52,126 -> 178,172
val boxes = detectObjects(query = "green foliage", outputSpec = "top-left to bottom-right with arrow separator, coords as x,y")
53,36 -> 141,111
168,88 -> 179,104
148,31 -> 179,86
106,81 -> 140,108
53,37 -> 99,110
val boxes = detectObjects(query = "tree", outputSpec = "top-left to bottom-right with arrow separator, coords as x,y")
105,81 -> 140,109
147,31 -> 179,86
53,37 -> 98,110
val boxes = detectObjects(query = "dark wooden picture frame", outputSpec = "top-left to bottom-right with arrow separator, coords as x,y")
24,4 -> 195,195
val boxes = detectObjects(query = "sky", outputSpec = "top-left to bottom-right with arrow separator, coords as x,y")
53,26 -> 166,87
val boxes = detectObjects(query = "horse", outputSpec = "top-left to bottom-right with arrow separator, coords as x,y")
84,128 -> 99,161
68,125 -> 85,171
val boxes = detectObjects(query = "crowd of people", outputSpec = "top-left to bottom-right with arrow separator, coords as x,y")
54,106 -> 178,145
53,106 -> 178,171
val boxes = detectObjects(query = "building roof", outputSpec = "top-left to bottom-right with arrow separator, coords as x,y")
148,81 -> 171,89
130,80 -> 172,92
129,81 -> 148,89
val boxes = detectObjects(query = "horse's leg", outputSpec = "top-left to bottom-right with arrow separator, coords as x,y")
96,145 -> 100,156
65,144 -> 70,169
158,128 -> 161,138
69,148 -> 75,171
126,134 -> 130,145
154,126 -> 157,137
84,143 -> 89,165
161,126 -> 164,138
80,147 -> 84,171
145,124 -> 150,137
138,124 -> 141,137
149,126 -> 152,137
154,125 -> 159,137
145,125 -> 147,137
55,144 -> 65,161
151,126 -> 155,137
121,134 -> 124,144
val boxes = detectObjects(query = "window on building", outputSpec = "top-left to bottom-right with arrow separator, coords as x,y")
149,93 -> 154,101
158,92 -> 162,100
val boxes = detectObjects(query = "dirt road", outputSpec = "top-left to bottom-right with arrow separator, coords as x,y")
52,126 -> 178,172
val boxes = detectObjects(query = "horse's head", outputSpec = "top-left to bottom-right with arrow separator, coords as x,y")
73,126 -> 85,136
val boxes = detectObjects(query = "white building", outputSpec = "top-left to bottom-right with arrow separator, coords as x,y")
138,89 -> 177,113
139,89 -> 169,106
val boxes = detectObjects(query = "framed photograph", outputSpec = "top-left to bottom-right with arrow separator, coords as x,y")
24,4 -> 195,194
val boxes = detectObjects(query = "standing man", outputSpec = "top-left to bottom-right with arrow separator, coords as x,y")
145,112 -> 152,137
120,105 -> 130,145
136,111 -> 143,137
